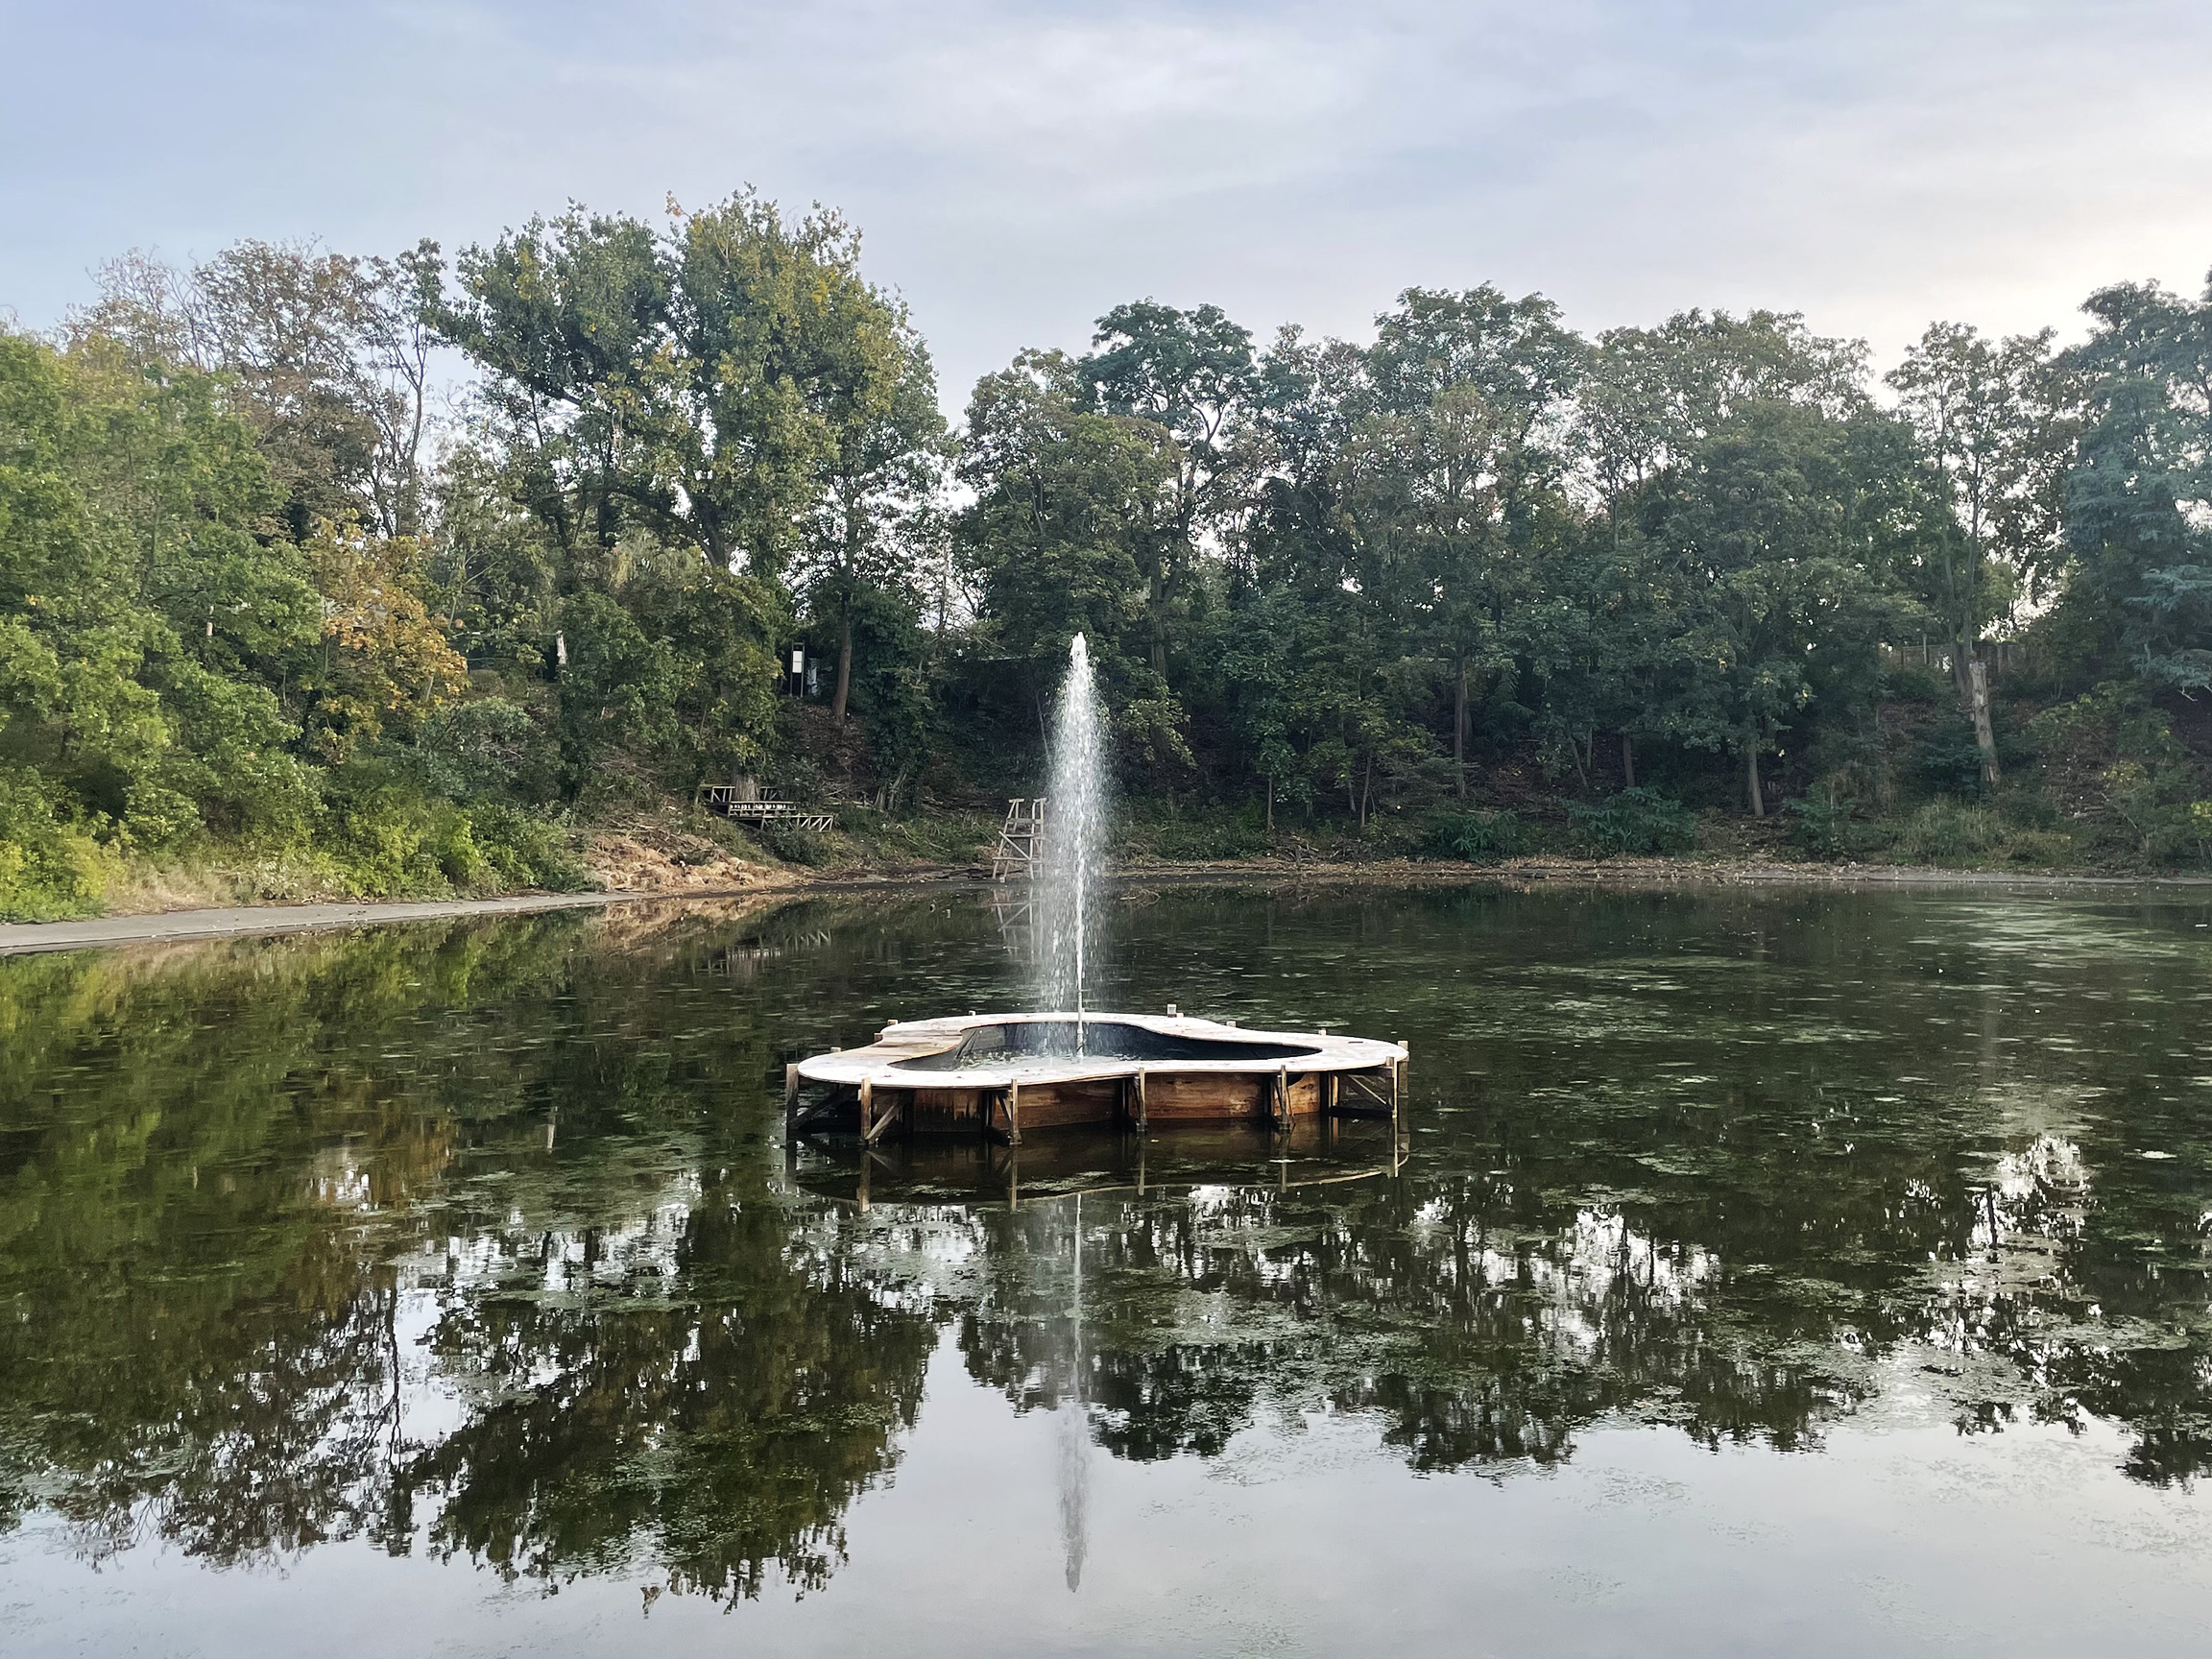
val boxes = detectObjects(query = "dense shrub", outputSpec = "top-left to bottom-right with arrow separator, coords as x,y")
1424,809 -> 1535,863
1568,788 -> 1696,856
0,770 -> 108,920
1786,792 -> 1855,857
2027,685 -> 2212,865
1912,712 -> 1991,797
1893,800 -> 2001,863
756,819 -> 835,866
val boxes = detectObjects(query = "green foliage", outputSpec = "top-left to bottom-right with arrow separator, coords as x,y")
1912,711 -> 1992,797
1894,799 -> 2003,863
755,819 -> 834,866
2024,683 -> 2210,864
0,767 -> 108,919
1125,807 -> 1275,862
1881,660 -> 1951,704
1569,787 -> 1698,856
1786,792 -> 1855,857
2060,277 -> 2212,692
1424,808 -> 1535,863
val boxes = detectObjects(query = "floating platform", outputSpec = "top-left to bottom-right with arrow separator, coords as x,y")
786,1012 -> 1408,1144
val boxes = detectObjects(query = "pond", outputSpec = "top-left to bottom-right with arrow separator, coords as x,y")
4,880 -> 2212,1656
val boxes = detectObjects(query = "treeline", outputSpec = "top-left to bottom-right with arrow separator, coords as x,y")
2,191 -> 2209,916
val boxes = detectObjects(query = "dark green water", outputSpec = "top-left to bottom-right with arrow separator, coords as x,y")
5,882 -> 2212,1656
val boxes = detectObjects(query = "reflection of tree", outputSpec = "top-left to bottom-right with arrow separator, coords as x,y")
397,1191 -> 934,1599
0,912 -> 940,1598
952,1178 -> 1869,1477
950,1063 -> 2212,1483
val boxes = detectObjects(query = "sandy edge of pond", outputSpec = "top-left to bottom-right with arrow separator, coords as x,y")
6,854 -> 2209,955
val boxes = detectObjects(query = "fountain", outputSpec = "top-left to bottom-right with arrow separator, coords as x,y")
1037,634 -> 1107,1049
784,635 -> 1408,1145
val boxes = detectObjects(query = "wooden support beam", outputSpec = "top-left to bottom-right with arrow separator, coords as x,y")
1005,1081 -> 1022,1147
783,1063 -> 800,1123
1134,1069 -> 1148,1133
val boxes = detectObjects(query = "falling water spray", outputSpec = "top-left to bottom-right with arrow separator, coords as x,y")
1038,634 -> 1108,1048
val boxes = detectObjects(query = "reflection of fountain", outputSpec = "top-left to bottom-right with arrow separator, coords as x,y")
1037,635 -> 1107,1049
1056,1190 -> 1090,1592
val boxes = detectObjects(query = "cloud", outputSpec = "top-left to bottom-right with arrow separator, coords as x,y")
3,0 -> 2207,402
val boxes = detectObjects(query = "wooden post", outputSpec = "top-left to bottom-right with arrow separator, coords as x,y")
783,1064 -> 800,1124
1134,1069 -> 1148,1134
1005,1081 -> 1022,1146
1274,1066 -> 1291,1130
859,1076 -> 878,1143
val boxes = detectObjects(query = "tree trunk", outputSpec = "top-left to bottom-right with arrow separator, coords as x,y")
1745,744 -> 1766,819
1621,732 -> 1636,790
1149,559 -> 1168,678
1358,754 -> 1374,832
1265,773 -> 1274,833
1966,656 -> 2000,787
1454,656 -> 1468,798
831,612 -> 854,722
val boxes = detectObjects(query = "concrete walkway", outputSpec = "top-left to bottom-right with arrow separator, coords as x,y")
0,888 -> 758,956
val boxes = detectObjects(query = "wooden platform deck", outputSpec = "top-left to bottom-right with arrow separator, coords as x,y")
787,1012 -> 1407,1145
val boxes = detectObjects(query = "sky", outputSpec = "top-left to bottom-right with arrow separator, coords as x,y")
4,0 -> 2208,406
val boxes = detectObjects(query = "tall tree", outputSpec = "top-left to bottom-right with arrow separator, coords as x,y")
1643,400 -> 1916,816
793,309 -> 946,722
1075,301 -> 1259,679
956,349 -> 1184,763
2059,275 -> 2212,695
1354,286 -> 1584,794
1887,323 -> 2070,784
70,239 -> 444,540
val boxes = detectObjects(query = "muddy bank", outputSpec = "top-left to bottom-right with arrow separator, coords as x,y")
7,852 -> 2207,955
1114,854 -> 2212,891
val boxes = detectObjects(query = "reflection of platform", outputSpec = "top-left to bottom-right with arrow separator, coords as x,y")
787,1012 -> 1407,1145
789,1116 -> 1407,1212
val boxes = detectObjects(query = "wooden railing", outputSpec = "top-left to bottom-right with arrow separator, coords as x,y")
700,784 -> 833,832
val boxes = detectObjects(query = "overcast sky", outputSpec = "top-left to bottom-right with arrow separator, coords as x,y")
4,1 -> 2208,405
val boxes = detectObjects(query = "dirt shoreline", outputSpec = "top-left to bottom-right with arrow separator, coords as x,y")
5,854 -> 2209,955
